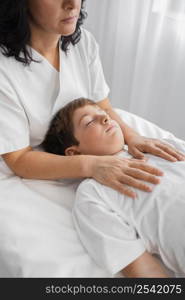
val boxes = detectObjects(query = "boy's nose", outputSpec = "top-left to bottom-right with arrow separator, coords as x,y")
101,115 -> 109,124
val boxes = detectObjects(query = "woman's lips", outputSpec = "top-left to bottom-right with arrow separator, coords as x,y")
61,16 -> 77,23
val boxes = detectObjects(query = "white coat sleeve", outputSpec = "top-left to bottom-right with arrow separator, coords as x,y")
0,75 -> 30,155
85,30 -> 110,101
72,180 -> 146,275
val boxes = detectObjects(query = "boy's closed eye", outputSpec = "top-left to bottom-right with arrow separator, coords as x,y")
83,113 -> 110,127
86,119 -> 95,126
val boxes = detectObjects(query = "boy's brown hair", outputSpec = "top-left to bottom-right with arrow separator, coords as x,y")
42,98 -> 96,155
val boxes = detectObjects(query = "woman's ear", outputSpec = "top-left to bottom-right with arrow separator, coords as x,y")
65,146 -> 81,156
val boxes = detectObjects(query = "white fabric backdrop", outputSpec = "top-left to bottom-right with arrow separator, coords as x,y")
84,0 -> 185,140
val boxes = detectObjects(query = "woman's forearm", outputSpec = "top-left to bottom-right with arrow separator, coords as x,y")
10,150 -> 94,180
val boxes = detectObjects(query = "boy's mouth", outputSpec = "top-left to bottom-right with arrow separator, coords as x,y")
105,124 -> 116,132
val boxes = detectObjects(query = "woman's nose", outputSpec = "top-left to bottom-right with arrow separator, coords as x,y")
63,0 -> 78,10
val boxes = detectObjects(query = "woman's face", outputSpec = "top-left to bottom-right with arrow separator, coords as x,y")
28,0 -> 82,36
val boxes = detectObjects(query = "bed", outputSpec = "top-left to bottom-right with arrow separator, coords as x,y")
0,108 -> 183,277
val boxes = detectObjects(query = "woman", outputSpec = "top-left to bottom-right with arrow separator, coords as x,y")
0,0 -> 184,277
0,0 -> 184,276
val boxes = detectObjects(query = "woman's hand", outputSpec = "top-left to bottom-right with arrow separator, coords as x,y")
91,155 -> 163,198
127,136 -> 185,161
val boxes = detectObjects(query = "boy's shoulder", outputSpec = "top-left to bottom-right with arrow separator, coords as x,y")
76,177 -> 119,200
77,178 -> 101,193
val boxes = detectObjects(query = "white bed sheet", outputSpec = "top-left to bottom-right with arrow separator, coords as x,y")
0,108 -> 184,277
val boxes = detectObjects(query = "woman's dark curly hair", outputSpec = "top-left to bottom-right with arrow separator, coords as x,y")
0,0 -> 87,65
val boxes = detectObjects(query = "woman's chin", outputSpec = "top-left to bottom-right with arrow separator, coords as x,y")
59,25 -> 77,36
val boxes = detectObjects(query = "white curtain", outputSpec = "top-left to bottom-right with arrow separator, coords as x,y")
84,0 -> 185,140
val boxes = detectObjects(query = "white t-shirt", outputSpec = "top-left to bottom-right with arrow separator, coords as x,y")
0,28 -> 109,157
73,139 -> 185,276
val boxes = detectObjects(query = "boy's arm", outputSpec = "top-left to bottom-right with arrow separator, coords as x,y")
122,251 -> 169,278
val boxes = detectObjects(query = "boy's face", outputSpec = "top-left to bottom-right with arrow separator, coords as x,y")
66,105 -> 125,156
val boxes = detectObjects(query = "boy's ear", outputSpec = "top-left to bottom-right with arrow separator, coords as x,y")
65,146 -> 81,156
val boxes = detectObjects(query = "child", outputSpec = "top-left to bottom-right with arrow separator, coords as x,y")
43,98 -> 185,277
